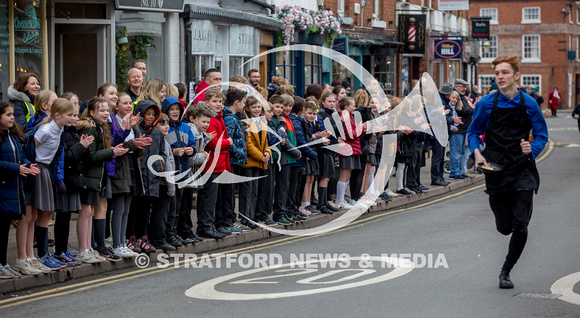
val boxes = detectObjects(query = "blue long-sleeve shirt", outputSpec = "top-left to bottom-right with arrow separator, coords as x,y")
467,91 -> 548,160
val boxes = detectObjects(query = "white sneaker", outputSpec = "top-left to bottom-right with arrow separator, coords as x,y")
113,246 -> 134,258
13,259 -> 42,275
90,248 -> 107,262
336,201 -> 354,209
29,257 -> 51,273
122,245 -> 138,257
105,236 -> 113,246
360,196 -> 377,206
385,189 -> 399,197
78,249 -> 101,264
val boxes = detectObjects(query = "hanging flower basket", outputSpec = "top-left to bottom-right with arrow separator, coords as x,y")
275,5 -> 342,50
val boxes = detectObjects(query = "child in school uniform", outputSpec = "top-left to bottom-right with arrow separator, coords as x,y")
222,89 -> 247,233
255,104 -> 282,226
196,88 -> 233,239
127,99 -> 168,253
77,97 -> 128,263
239,96 -> 271,228
161,97 -> 197,249
335,97 -> 366,209
150,114 -> 176,252
300,101 -> 329,213
359,96 -> 382,205
316,92 -> 341,214
54,95 -> 91,266
108,92 -> 147,258
0,101 -> 39,277
271,95 -> 301,224
288,96 -> 318,219
19,98 -> 74,271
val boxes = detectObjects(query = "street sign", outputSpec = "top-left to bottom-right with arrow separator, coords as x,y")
434,39 -> 462,59
438,0 -> 469,11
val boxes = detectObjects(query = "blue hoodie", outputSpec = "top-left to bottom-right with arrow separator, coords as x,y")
161,97 -> 196,177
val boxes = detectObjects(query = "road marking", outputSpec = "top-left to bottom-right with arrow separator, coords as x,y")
0,139 -> 555,308
551,271 -> 580,305
185,257 -> 414,300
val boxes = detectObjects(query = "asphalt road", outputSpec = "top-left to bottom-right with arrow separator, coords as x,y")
1,115 -> 579,317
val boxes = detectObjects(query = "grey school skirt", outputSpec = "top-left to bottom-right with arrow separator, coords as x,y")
305,158 -> 319,176
55,191 -> 82,212
318,153 -> 337,179
366,153 -> 381,167
339,155 -> 361,170
25,163 -> 55,211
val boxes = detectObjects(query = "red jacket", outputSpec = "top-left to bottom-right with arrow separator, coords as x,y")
193,80 -> 209,105
338,110 -> 365,157
202,111 -> 231,173
548,90 -> 560,111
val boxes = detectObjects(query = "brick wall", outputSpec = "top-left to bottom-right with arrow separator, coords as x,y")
470,0 -> 580,108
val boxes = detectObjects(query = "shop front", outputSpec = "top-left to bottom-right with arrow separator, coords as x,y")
182,3 -> 282,94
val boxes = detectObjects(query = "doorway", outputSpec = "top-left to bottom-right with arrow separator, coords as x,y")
55,24 -> 106,101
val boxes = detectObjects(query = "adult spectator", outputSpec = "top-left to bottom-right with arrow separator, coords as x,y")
174,82 -> 188,108
321,83 -> 333,94
229,74 -> 249,91
341,81 -> 352,96
431,83 -> 459,186
247,69 -> 268,98
470,84 -> 480,102
454,79 -> 471,108
125,68 -> 144,103
529,85 -> 544,108
548,86 -> 560,117
7,73 -> 40,128
193,68 -> 222,105
133,59 -> 147,80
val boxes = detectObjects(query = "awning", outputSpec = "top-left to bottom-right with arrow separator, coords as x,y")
183,4 -> 284,31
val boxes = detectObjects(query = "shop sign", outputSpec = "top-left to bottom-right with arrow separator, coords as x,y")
115,0 -> 185,13
229,25 -> 256,55
191,20 -> 215,53
471,17 -> 490,39
397,14 -> 426,54
434,39 -> 462,59
438,0 -> 469,11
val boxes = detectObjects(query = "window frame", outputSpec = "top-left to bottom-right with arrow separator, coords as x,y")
521,6 -> 541,24
337,0 -> 345,15
480,8 -> 498,25
521,74 -> 542,94
522,34 -> 541,63
478,75 -> 496,90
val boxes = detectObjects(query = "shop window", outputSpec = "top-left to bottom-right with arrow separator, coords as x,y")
192,55 -> 213,83
304,51 -> 322,91
373,56 -> 395,96
230,56 -> 252,78
275,52 -> 295,86
116,11 -> 166,81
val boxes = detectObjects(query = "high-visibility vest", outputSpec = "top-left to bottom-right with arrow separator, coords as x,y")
24,101 -> 35,122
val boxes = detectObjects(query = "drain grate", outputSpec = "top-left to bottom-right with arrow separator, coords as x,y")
515,293 -> 561,299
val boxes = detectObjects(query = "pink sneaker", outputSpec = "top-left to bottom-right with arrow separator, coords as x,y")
299,206 -> 312,216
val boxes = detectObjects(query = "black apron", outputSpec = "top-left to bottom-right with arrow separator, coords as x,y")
482,91 -> 540,195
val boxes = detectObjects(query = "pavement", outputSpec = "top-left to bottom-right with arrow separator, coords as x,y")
0,151 -> 486,295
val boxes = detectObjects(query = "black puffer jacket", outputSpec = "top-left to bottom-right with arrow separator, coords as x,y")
63,127 -> 89,191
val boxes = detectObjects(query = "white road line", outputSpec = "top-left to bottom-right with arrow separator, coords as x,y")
551,271 -> 580,305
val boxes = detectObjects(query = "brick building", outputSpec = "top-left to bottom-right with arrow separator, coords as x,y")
470,0 -> 580,109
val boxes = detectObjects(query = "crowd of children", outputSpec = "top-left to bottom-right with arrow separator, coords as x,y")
1,72 -> 434,279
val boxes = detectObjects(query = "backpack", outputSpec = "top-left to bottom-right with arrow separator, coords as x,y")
23,124 -> 39,163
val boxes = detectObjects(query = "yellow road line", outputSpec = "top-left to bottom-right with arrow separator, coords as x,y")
0,139 -> 554,309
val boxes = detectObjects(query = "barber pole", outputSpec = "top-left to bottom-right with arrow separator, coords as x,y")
407,17 -> 416,50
